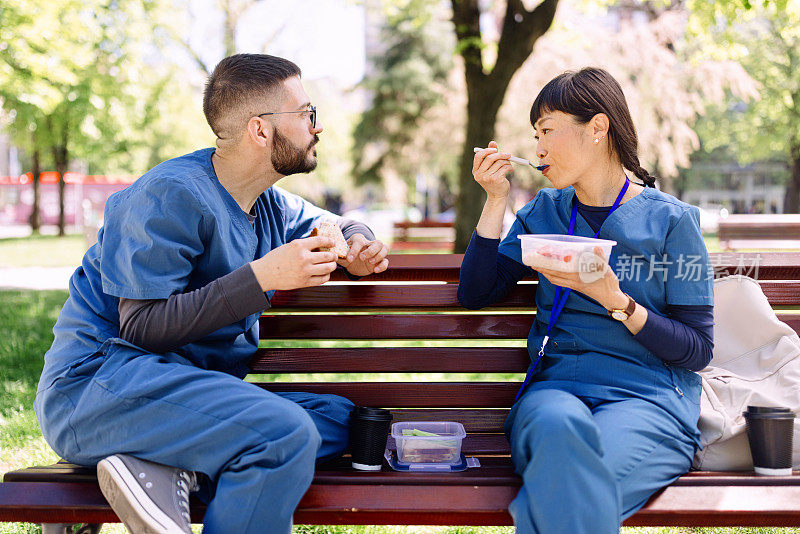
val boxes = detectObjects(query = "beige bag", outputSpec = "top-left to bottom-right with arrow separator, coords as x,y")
693,275 -> 800,471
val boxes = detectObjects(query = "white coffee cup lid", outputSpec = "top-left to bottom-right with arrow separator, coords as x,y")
754,466 -> 792,476
351,462 -> 382,471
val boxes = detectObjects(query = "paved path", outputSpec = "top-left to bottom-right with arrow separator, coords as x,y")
0,266 -> 74,290
0,224 -> 82,290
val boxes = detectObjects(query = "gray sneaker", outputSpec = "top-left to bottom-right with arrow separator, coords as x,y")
97,454 -> 198,534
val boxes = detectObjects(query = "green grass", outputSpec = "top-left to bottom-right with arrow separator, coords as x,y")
0,290 -> 67,464
0,235 -> 87,268
0,290 -> 66,534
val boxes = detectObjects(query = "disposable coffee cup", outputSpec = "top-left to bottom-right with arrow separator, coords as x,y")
743,405 -> 795,476
349,406 -> 392,471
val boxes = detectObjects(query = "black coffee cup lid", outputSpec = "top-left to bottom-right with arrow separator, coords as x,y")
351,406 -> 393,421
746,405 -> 793,414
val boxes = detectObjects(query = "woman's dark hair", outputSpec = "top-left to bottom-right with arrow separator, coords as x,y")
529,67 -> 656,187
203,54 -> 301,137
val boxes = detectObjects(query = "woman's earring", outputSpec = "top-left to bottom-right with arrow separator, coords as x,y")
594,135 -> 606,144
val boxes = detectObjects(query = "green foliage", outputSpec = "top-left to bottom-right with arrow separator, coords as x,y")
687,0 -> 791,30
0,0 -> 205,175
351,0 -> 456,189
687,0 -> 800,165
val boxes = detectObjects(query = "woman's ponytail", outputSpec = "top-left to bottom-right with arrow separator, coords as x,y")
633,166 -> 656,188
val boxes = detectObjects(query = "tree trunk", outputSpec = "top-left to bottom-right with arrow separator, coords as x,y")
53,144 -> 68,236
451,0 -> 559,252
785,143 -> 800,213
51,114 -> 69,237
454,86 -> 508,251
29,132 -> 41,233
223,10 -> 236,56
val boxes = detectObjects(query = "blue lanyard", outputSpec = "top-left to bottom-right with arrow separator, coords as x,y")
514,178 -> 630,402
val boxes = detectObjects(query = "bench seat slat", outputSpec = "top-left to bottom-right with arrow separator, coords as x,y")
0,482 -> 120,524
13,460 -> 798,487
251,347 -> 529,373
299,484 -> 800,527
624,486 -> 800,527
258,381 -> 519,408
6,480 -> 800,528
0,482 -> 207,525
258,314 -> 533,339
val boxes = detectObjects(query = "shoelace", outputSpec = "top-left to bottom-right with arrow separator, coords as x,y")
176,470 -> 199,524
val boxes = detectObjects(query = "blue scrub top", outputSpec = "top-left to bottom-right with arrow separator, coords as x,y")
498,186 -> 714,444
40,148 -> 333,390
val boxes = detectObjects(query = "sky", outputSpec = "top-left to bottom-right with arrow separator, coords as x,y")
187,0 -> 367,86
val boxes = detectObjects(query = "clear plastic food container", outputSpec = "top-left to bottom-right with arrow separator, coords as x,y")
518,234 -> 616,273
391,421 -> 466,465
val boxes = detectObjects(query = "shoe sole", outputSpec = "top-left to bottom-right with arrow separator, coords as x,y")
97,456 -> 188,534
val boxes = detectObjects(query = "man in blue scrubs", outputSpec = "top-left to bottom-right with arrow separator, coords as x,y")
34,54 -> 389,534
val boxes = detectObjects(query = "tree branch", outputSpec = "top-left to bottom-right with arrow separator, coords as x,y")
182,37 -> 213,76
492,0 -> 559,88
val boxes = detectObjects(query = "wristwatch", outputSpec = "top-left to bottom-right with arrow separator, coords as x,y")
608,293 -> 636,321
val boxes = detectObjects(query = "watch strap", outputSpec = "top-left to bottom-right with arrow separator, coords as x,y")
623,293 -> 636,316
608,293 -> 636,320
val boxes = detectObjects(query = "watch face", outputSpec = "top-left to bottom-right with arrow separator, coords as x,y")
611,310 -> 628,321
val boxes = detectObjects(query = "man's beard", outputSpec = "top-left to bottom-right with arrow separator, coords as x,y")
271,129 -> 318,176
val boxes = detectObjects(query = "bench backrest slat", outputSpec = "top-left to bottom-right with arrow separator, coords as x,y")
259,382 -> 519,408
270,284 -> 536,308
251,347 -> 530,373
327,253 -> 800,281
258,314 -> 534,339
387,408 -> 509,433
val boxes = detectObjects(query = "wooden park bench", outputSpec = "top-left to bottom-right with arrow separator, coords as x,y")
391,219 -> 454,252
718,214 -> 800,250
2,252 -> 800,532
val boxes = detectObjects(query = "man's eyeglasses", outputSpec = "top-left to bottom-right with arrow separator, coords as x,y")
257,105 -> 317,129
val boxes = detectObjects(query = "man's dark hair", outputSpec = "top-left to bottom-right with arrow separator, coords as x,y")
530,67 -> 656,188
203,54 -> 301,138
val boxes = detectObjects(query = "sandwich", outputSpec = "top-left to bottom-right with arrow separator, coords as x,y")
311,220 -> 349,258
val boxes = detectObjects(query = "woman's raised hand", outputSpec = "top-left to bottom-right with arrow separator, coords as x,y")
473,141 -> 512,200
533,246 -> 627,312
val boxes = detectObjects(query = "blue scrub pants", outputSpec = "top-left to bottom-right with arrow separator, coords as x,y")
505,388 -> 696,534
34,346 -> 353,534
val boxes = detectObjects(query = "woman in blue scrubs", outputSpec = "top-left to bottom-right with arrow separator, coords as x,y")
459,67 -> 714,533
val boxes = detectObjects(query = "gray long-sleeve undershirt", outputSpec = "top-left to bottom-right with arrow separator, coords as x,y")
118,218 -> 374,353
